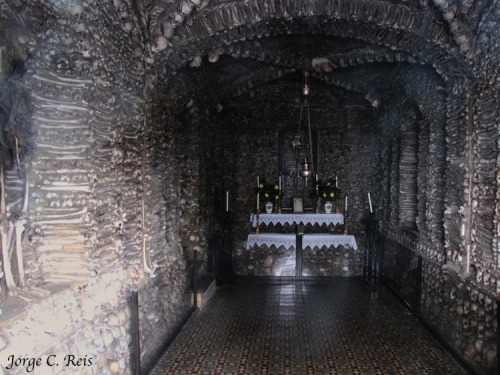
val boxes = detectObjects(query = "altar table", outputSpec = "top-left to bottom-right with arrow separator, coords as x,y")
250,213 -> 344,228
246,233 -> 358,251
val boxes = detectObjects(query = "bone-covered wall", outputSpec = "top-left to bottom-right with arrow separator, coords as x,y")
0,0 -> 498,373
375,58 -> 498,373
0,1 -> 199,373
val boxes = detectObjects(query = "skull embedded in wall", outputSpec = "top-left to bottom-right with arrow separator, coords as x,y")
70,52 -> 92,74
53,53 -> 70,71
208,48 -> 222,63
162,21 -> 175,39
59,0 -> 84,18
79,40 -> 91,58
151,35 -> 168,53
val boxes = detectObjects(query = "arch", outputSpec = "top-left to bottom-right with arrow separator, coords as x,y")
150,1 -> 470,82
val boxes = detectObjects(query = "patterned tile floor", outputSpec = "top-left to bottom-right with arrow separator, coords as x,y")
150,278 -> 469,375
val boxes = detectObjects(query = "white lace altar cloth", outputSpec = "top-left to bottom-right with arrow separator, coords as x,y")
246,233 -> 357,251
250,213 -> 344,227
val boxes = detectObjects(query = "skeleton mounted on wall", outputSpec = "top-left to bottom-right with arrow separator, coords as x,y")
0,19 -> 36,300
0,79 -> 32,297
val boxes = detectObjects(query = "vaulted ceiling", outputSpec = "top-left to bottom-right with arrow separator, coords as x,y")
3,0 -> 494,114
121,0 -> 487,112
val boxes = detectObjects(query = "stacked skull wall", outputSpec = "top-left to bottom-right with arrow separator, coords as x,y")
0,1 -> 198,373
376,60 -> 498,373
469,5 -> 500,291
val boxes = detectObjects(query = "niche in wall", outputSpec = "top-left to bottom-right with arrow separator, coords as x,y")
399,110 -> 421,232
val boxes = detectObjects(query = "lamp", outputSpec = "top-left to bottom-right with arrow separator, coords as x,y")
291,72 -> 314,186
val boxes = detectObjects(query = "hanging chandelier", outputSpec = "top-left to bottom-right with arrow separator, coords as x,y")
291,71 -> 314,185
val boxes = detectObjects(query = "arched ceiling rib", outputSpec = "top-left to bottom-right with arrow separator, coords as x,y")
7,0 -> 476,107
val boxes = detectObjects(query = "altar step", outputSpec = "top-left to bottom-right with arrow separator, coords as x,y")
184,274 -> 216,309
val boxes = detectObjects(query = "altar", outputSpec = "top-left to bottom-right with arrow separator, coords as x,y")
238,177 -> 361,277
240,231 -> 360,277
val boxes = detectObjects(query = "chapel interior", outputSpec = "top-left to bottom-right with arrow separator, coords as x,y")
0,0 -> 498,374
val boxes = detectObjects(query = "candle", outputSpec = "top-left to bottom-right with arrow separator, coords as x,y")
279,175 -> 282,190
344,195 -> 348,211
226,190 -> 229,212
335,176 -> 338,187
257,175 -> 259,187
368,192 -> 372,213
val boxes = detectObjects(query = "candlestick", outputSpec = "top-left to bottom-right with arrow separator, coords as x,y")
255,211 -> 260,234
343,198 -> 348,234
256,175 -> 260,211
368,192 -> 372,213
226,190 -> 229,212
